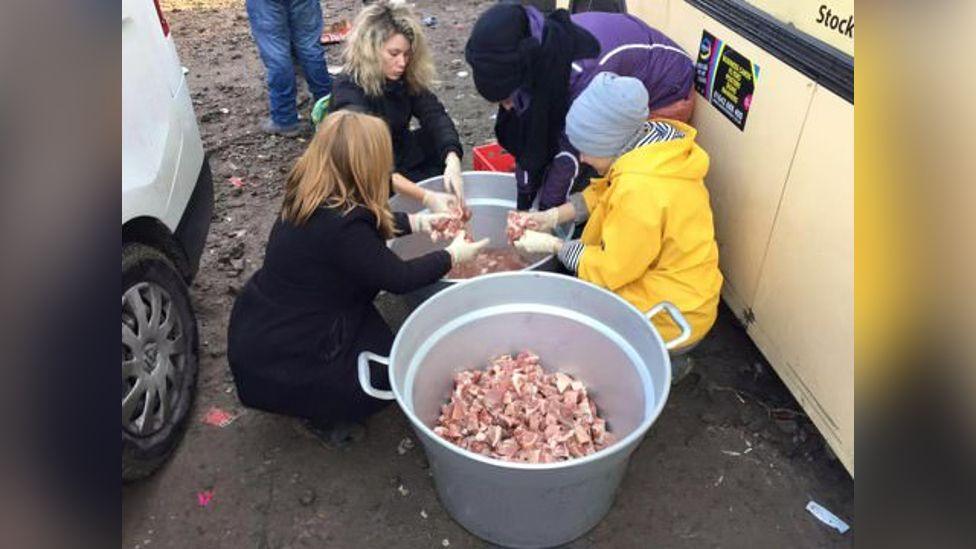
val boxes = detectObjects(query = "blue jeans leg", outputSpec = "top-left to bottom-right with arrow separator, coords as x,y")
246,0 -> 298,126
288,0 -> 332,100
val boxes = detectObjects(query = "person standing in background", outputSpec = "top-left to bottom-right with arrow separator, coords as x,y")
246,0 -> 333,136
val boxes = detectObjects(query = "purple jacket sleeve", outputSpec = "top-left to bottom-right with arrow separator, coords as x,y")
537,135 -> 581,210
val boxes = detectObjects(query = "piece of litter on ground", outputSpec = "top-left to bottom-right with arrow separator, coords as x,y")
396,437 -> 415,455
721,450 -> 741,457
197,490 -> 214,507
456,71 -> 469,78
397,484 -> 410,497
420,509 -> 428,519
228,176 -> 244,188
806,500 -> 849,533
423,15 -> 437,27
442,539 -> 450,547
220,107 -> 230,114
714,474 -> 724,487
202,406 -> 239,428
743,447 -> 753,454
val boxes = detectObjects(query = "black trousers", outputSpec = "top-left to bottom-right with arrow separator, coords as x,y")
398,127 -> 446,184
310,306 -> 395,424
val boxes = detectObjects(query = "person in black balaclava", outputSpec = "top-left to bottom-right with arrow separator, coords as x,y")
465,2 -> 696,210
465,3 -> 599,209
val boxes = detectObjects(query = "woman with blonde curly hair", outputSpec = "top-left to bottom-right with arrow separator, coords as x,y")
227,111 -> 486,443
329,0 -> 465,213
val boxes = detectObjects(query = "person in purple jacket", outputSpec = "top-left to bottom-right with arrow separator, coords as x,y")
465,3 -> 695,210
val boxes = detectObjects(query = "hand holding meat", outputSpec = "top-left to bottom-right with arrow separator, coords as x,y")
445,231 -> 490,264
422,190 -> 459,213
511,208 -> 559,234
514,230 -> 563,255
408,212 -> 453,237
428,205 -> 473,241
442,152 -> 465,203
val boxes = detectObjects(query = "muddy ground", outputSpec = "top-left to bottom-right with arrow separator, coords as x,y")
123,1 -> 854,547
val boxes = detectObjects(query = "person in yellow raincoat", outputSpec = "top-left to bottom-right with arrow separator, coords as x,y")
512,72 -> 722,382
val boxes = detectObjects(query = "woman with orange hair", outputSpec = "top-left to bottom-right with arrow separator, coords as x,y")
227,111 -> 486,443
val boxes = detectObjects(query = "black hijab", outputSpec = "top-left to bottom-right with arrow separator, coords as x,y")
465,5 -> 599,188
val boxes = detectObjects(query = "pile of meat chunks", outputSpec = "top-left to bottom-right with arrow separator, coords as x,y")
433,351 -> 614,463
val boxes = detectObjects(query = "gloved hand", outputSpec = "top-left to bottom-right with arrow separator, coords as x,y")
512,207 -> 560,234
514,230 -> 563,255
443,153 -> 465,202
408,212 -> 452,235
422,190 -> 458,213
445,231 -> 490,264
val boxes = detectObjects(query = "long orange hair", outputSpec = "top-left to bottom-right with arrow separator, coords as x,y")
281,111 -> 395,237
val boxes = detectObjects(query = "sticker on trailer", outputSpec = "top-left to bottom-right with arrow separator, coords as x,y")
694,30 -> 760,131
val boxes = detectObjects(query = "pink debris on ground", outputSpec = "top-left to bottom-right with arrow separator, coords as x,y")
201,406 -> 238,428
197,489 -> 214,507
506,211 -> 540,244
429,206 -> 473,242
433,351 -> 615,463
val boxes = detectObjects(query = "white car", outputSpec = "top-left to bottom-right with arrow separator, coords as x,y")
122,0 -> 212,481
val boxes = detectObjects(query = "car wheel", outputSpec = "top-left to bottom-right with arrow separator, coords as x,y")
122,243 -> 199,482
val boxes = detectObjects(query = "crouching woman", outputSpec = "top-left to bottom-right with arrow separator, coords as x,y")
512,73 -> 723,382
227,111 -> 486,442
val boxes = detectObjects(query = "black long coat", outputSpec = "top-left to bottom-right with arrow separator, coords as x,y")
227,206 -> 450,423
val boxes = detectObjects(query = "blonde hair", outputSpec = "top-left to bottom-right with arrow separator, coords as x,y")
342,0 -> 436,97
281,111 -> 396,237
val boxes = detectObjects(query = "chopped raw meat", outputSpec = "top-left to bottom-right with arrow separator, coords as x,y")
430,205 -> 473,242
432,351 -> 615,463
446,248 -> 529,279
506,211 -> 540,244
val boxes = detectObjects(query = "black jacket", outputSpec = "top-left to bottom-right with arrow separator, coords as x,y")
227,206 -> 451,421
331,74 -> 462,173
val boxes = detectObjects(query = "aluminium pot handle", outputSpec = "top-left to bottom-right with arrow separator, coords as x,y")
357,351 -> 395,400
646,301 -> 692,351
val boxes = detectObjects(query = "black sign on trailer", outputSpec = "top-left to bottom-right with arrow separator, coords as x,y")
694,30 -> 759,131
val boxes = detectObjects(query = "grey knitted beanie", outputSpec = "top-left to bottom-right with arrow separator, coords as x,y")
566,72 -> 650,157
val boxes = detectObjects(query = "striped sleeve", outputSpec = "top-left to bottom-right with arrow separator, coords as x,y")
557,239 -> 586,274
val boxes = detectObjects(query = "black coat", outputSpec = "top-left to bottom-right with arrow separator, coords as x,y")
331,74 -> 462,175
227,206 -> 451,423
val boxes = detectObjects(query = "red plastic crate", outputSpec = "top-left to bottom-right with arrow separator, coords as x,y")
472,141 -> 515,172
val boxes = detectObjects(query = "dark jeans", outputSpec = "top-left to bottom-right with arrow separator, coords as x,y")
246,0 -> 332,126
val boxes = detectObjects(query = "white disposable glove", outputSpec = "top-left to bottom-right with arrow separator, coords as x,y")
422,190 -> 458,213
514,230 -> 563,255
512,208 -> 560,234
444,231 -> 490,264
443,153 -> 465,202
408,212 -> 452,235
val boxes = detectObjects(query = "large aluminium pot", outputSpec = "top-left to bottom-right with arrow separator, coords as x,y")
388,172 -> 572,305
358,272 -> 691,548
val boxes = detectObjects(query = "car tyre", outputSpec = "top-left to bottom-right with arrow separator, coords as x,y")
122,243 -> 199,482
